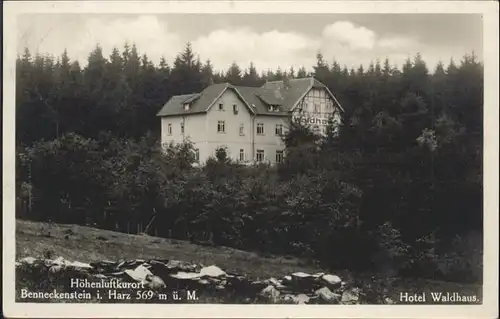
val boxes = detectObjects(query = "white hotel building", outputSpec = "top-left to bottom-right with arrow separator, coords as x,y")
157,77 -> 344,164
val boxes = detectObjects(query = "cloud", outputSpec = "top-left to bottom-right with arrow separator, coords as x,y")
191,21 -> 423,72
377,36 -> 419,50
19,15 -> 183,66
18,15 -> 440,72
192,28 -> 318,71
322,21 -> 376,50
73,15 -> 183,64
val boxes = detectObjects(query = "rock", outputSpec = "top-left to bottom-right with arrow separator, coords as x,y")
199,265 -> 226,278
226,274 -> 246,283
170,272 -> 201,280
109,271 -> 126,276
124,265 -> 153,282
341,287 -> 360,304
260,285 -> 280,303
282,275 -> 293,284
281,294 -> 295,303
315,287 -> 341,304
146,275 -> 166,290
291,272 -> 317,289
265,277 -> 286,289
218,279 -> 227,286
292,271 -> 311,278
166,260 -> 198,272
119,260 -> 144,269
49,265 -> 64,274
281,294 -> 311,304
293,294 -> 311,304
148,260 -> 178,277
90,260 -> 118,272
69,261 -> 93,269
51,257 -> 92,270
51,256 -> 68,266
250,280 -> 268,291
198,279 -> 211,285
20,257 -> 37,265
321,274 -> 342,287
16,255 -> 361,305
166,260 -> 182,269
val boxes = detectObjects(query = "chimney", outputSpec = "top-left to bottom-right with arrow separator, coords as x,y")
283,76 -> 291,89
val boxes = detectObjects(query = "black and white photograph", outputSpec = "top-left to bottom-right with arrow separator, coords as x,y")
2,1 -> 499,318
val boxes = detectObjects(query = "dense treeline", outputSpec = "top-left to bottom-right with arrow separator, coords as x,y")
16,43 -> 483,283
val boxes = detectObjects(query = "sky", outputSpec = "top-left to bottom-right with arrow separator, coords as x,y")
17,14 -> 483,73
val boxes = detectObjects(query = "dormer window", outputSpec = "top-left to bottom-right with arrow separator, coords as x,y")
268,105 -> 279,112
184,103 -> 190,111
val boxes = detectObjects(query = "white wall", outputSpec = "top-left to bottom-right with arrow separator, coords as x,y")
159,86 -> 342,165
252,115 -> 288,163
205,88 -> 254,163
160,113 -> 209,161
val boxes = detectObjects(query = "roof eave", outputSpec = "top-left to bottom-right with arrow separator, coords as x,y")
290,78 -> 314,112
157,111 -> 207,118
323,86 -> 345,113
289,78 -> 345,113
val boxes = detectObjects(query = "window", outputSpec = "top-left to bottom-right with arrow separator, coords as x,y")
239,149 -> 245,162
184,103 -> 190,111
275,124 -> 283,136
233,104 -> 239,114
217,121 -> 225,133
257,123 -> 264,135
180,122 -> 184,134
268,105 -> 279,112
256,149 -> 264,162
239,124 -> 245,136
194,149 -> 200,162
167,123 -> 172,135
276,150 -> 284,163
218,103 -> 224,111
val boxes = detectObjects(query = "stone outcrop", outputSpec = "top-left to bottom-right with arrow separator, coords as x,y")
16,256 -> 364,304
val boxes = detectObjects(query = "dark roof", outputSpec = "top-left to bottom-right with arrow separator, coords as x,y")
156,77 -> 342,117
156,83 -> 228,116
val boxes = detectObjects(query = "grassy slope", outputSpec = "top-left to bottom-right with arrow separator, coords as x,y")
16,219 -> 323,280
15,219 -> 482,303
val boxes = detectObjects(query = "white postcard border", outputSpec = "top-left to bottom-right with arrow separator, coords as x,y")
3,1 -> 499,318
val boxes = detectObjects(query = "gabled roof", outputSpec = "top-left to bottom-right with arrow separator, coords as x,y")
157,83 -> 227,116
156,77 -> 343,117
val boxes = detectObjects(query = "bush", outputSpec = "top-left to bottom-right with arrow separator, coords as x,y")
16,128 -> 482,284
